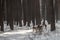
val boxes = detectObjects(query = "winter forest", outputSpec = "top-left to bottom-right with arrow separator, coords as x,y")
0,0 -> 60,40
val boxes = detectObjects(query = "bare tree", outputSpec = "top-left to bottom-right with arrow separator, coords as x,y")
6,0 -> 14,30
41,0 -> 46,25
46,0 -> 55,31
17,0 -> 22,27
0,0 -> 4,31
31,0 -> 35,26
23,0 -> 32,26
35,0 -> 41,25
30,0 -> 41,26
55,0 -> 58,22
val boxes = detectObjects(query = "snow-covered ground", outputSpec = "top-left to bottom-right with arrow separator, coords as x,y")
0,21 -> 60,40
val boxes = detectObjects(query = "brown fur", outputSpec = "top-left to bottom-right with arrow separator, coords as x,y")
33,24 -> 47,34
33,25 -> 43,33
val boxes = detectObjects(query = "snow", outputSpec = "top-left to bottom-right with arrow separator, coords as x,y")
0,21 -> 60,40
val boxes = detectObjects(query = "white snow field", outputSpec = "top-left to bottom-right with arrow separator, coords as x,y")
0,20 -> 60,40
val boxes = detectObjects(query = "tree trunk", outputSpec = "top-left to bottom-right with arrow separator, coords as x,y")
55,0 -> 58,22
41,0 -> 46,25
0,0 -> 4,31
31,0 -> 36,26
6,0 -> 10,25
23,0 -> 30,26
46,0 -> 55,31
46,0 -> 52,24
35,0 -> 41,25
17,0 -> 22,27
9,0 -> 14,30
28,0 -> 41,26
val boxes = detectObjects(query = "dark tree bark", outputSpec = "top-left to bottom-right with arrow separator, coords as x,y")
46,0 -> 52,24
27,0 -> 41,26
9,0 -> 14,30
0,0 -> 4,31
23,0 -> 30,26
23,0 -> 41,26
7,0 -> 22,28
31,0 -> 40,25
17,0 -> 22,26
55,0 -> 58,22
41,0 -> 46,25
35,0 -> 41,25
6,0 -> 10,25
27,0 -> 32,26
11,0 -> 15,25
14,0 -> 18,25
4,0 -> 7,21
46,0 -> 55,31
13,0 -> 18,25
7,0 -> 14,30
51,0 -> 55,31
30,0 -> 36,26
57,0 -> 60,20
